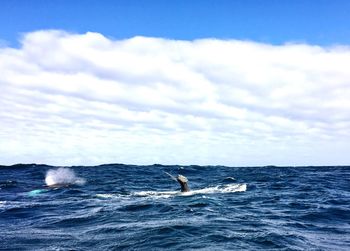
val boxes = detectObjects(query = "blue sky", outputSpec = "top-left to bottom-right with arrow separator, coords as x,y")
1,0 -> 350,46
1,1 -> 350,166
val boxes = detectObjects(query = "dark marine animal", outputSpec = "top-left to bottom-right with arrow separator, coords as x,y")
176,175 -> 190,192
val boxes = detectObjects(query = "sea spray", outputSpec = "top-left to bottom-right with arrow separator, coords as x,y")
45,167 -> 86,186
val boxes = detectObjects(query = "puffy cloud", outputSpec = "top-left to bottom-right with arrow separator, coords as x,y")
1,30 -> 350,166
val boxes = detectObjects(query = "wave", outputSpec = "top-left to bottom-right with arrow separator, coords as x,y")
0,201 -> 7,208
95,193 -> 121,199
223,177 -> 236,182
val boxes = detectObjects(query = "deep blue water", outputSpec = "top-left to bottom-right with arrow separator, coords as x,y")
0,164 -> 349,250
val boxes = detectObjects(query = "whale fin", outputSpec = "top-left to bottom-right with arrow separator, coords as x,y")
176,175 -> 190,192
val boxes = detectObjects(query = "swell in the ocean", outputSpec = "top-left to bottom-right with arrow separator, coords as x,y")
0,164 -> 349,250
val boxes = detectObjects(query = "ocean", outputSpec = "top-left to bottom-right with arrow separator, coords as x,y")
0,164 -> 349,250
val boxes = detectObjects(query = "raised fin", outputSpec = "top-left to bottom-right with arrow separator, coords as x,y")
176,175 -> 190,192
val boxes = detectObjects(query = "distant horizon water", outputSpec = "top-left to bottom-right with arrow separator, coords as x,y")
2,162 -> 350,168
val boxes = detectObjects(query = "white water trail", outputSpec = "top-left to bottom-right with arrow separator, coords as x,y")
183,183 -> 247,195
96,184 -> 247,200
133,183 -> 247,199
45,167 -> 86,186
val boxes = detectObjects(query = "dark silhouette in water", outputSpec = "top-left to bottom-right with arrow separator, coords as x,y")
176,175 -> 190,192
164,172 -> 190,192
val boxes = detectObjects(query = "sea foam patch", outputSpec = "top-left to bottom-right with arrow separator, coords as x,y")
133,183 -> 247,199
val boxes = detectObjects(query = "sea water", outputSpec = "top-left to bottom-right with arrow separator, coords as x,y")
0,164 -> 349,250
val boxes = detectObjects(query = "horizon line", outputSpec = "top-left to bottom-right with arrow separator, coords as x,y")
1,163 -> 349,168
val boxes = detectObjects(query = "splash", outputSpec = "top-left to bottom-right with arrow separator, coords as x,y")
45,167 -> 86,186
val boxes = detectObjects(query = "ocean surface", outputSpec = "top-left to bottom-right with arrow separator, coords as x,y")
0,164 -> 349,250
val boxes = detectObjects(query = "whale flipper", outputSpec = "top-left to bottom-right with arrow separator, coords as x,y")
177,175 -> 190,192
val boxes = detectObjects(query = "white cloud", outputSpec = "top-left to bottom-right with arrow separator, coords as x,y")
1,30 -> 350,166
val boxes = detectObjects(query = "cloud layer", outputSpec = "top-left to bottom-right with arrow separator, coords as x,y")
1,30 -> 350,166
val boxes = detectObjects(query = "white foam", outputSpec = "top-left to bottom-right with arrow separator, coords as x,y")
133,190 -> 179,199
45,167 -> 86,186
133,183 -> 247,199
96,193 -> 116,199
95,184 -> 247,200
181,183 -> 246,196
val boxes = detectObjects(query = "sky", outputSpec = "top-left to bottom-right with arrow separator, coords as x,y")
1,1 -> 350,166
